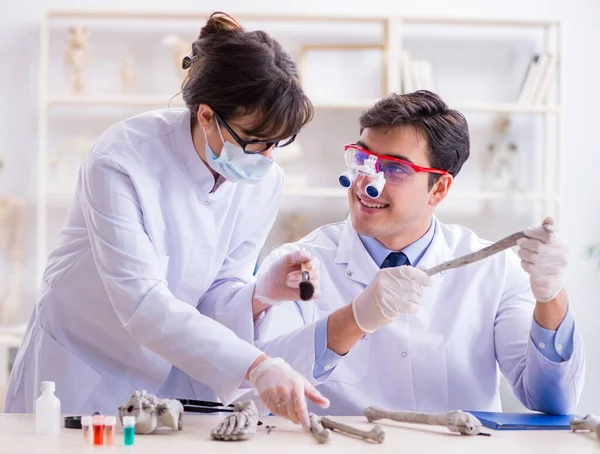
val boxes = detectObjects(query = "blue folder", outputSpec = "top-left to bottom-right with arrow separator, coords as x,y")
467,411 -> 578,430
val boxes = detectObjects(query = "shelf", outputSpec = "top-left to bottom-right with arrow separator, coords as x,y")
46,96 -> 561,114
46,10 -> 558,28
452,103 -> 561,114
45,184 -> 555,203
47,95 -> 184,108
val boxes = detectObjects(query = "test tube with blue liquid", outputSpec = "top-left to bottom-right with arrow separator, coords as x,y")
123,416 -> 135,446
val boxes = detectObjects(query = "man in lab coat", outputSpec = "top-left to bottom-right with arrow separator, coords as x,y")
247,90 -> 584,416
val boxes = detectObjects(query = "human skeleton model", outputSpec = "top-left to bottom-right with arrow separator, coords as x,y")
49,137 -> 93,193
485,115 -> 521,192
211,400 -> 260,441
65,26 -> 89,93
121,56 -> 138,93
162,34 -> 191,82
118,390 -> 183,434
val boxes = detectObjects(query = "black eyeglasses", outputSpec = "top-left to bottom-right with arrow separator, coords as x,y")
213,111 -> 296,154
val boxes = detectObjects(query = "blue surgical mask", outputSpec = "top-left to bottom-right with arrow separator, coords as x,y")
203,120 -> 273,184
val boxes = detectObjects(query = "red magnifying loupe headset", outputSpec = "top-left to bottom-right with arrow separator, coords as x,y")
338,144 -> 449,198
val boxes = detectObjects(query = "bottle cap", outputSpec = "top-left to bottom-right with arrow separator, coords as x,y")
41,381 -> 55,392
92,414 -> 104,425
104,416 -> 116,425
81,416 -> 92,426
123,416 -> 135,427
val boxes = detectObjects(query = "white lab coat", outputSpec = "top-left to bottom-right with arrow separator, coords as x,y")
249,217 -> 585,416
5,108 -> 283,414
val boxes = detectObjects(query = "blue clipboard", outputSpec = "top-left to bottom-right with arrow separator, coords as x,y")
467,411 -> 578,430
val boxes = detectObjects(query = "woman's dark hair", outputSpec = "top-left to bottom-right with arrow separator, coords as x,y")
359,90 -> 470,188
181,12 -> 313,142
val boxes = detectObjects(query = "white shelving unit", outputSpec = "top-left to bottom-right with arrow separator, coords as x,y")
37,9 -> 563,280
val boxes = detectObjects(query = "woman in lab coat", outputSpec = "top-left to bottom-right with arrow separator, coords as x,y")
248,90 -> 584,416
4,12 -> 328,428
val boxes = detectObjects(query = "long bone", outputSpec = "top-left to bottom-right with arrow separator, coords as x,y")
425,220 -> 554,276
320,416 -> 385,443
364,406 -> 482,436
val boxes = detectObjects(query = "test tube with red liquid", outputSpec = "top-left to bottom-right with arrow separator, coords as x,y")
92,415 -> 104,445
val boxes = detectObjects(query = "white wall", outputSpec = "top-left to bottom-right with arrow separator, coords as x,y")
1,0 -> 599,414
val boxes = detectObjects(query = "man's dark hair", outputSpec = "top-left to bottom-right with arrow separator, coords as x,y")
181,12 -> 313,141
359,90 -> 470,188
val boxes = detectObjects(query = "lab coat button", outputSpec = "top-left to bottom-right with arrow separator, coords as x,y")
538,342 -> 545,349
346,270 -> 353,277
401,351 -> 407,358
204,200 -> 212,206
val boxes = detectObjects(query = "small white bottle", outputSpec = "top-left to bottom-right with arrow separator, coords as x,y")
35,381 -> 61,435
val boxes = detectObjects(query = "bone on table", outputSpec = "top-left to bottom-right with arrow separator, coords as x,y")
320,416 -> 385,443
424,220 -> 554,277
363,406 -> 482,436
309,413 -> 332,444
570,414 -> 600,440
210,400 -> 259,441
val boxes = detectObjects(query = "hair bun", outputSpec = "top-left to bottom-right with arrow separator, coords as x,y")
200,12 -> 243,38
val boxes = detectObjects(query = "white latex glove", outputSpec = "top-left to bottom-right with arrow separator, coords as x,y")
254,248 -> 321,305
516,217 -> 568,302
352,265 -> 433,333
249,357 -> 330,429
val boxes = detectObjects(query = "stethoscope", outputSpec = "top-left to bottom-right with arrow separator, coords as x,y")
338,154 -> 386,199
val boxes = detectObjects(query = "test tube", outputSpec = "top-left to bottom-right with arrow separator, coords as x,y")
81,416 -> 93,445
92,414 -> 104,445
123,416 -> 135,446
103,416 -> 116,445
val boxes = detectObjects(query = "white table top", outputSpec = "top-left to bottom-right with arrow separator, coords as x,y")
0,413 -> 597,453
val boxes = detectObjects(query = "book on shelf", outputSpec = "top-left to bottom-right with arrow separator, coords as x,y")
518,52 -> 557,105
401,51 -> 436,94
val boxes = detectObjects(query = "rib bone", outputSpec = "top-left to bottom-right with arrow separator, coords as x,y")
364,406 -> 482,436
425,221 -> 553,276
309,413 -> 331,444
321,416 -> 385,443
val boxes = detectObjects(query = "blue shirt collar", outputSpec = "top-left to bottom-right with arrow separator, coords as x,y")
358,218 -> 436,268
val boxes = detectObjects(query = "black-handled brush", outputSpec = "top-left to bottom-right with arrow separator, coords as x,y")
299,262 -> 315,301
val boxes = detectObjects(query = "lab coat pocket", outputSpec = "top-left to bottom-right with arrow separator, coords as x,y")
326,335 -> 372,385
35,326 -> 102,412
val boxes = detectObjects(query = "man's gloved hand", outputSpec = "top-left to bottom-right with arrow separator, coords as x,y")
516,216 -> 568,302
254,248 -> 321,305
352,265 -> 433,333
248,357 -> 330,429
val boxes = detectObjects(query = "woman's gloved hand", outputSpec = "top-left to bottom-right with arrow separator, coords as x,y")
253,248 -> 321,305
248,357 -> 330,429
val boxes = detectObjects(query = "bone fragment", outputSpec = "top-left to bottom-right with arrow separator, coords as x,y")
309,413 -> 332,444
211,400 -> 259,441
364,406 -> 482,436
321,416 -> 385,443
425,220 -> 553,276
570,414 -> 600,440
118,390 -> 183,434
